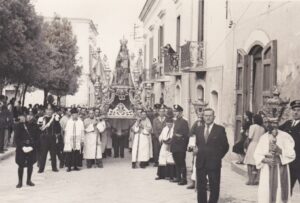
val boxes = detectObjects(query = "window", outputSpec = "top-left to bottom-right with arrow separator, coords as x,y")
158,25 -> 164,63
149,37 -> 154,70
196,85 -> 204,100
198,0 -> 204,42
176,16 -> 181,52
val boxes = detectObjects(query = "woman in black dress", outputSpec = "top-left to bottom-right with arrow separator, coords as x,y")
15,112 -> 40,188
232,111 -> 253,164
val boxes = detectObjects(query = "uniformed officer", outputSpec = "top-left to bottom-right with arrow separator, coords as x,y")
279,100 -> 300,195
170,104 -> 189,185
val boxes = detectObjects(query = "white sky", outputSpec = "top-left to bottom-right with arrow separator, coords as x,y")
32,0 -> 146,69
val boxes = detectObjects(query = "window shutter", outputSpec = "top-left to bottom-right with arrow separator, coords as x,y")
235,49 -> 248,142
262,40 -> 277,103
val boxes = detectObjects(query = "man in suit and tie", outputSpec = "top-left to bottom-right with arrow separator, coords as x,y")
279,100 -> 300,195
194,108 -> 229,203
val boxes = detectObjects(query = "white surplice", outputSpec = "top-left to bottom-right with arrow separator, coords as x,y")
83,118 -> 102,159
254,130 -> 296,203
158,125 -> 175,165
131,118 -> 153,162
64,119 -> 85,152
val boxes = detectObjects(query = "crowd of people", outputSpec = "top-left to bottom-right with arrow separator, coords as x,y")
1,93 -> 299,203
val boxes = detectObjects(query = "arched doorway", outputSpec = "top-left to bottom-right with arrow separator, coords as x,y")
235,40 -> 277,141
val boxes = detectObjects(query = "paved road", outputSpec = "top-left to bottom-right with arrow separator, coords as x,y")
0,151 -> 299,203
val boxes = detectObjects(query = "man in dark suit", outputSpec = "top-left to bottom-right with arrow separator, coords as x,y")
152,105 -> 166,166
194,108 -> 229,203
170,104 -> 189,185
279,100 -> 300,195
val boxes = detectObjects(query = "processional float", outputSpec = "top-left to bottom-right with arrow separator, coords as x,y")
94,38 -> 144,132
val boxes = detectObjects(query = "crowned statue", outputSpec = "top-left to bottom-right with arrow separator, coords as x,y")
112,37 -> 134,86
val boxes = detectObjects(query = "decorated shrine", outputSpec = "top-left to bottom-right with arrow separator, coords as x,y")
95,38 -> 144,132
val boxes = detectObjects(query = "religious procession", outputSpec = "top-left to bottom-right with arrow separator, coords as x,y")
1,0 -> 300,203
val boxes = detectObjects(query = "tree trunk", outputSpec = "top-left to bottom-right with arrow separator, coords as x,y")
57,95 -> 61,107
0,79 -> 4,95
14,82 -> 20,99
43,89 -> 48,106
21,84 -> 28,107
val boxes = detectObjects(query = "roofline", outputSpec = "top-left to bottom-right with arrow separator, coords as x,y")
43,16 -> 99,35
139,0 -> 157,22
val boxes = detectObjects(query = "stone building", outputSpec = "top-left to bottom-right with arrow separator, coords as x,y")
138,0 -> 300,150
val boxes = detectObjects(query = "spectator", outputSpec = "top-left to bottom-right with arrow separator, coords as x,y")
244,114 -> 265,185
232,111 -> 253,164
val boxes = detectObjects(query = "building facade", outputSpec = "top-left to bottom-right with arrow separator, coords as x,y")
138,0 -> 300,153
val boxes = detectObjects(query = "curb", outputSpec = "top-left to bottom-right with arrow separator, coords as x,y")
230,161 -> 247,178
0,148 -> 15,162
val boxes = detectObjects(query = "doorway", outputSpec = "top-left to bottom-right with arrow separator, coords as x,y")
248,45 -> 263,113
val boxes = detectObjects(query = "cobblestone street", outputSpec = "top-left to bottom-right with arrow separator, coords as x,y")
0,150 -> 298,203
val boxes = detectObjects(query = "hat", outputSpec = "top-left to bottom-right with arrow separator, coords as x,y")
291,100 -> 300,109
173,104 -> 183,112
154,104 -> 161,109
166,108 -> 174,119
70,108 -> 78,114
165,117 -> 174,123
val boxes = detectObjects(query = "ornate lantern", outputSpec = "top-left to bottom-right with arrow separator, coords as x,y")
192,98 -> 208,114
260,86 -> 290,124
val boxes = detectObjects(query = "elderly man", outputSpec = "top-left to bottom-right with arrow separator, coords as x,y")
170,104 -> 190,185
152,105 -> 166,167
194,108 -> 229,203
132,109 -> 153,168
64,108 -> 84,172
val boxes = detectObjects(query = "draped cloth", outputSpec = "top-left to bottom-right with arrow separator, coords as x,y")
254,130 -> 295,203
158,125 -> 175,166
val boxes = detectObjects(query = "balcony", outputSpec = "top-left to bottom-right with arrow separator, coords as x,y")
180,41 -> 206,72
162,44 -> 181,76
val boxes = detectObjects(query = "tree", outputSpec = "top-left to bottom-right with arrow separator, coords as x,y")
34,16 -> 82,105
0,0 -> 43,92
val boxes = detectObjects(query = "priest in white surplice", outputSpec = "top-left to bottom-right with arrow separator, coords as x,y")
254,117 -> 295,203
64,108 -> 85,172
131,109 -> 153,168
83,109 -> 103,168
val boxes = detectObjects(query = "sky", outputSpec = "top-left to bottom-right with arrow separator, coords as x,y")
32,0 -> 146,69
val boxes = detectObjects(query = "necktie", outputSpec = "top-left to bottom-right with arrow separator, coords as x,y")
204,124 -> 210,143
73,122 -> 76,149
